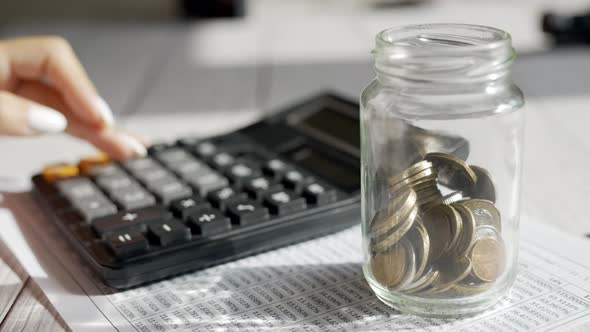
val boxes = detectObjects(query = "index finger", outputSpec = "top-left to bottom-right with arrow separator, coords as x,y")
0,36 -> 114,128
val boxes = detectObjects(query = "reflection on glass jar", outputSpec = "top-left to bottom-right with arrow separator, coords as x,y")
360,24 -> 525,317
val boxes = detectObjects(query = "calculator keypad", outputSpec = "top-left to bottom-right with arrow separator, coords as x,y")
39,139 -> 340,263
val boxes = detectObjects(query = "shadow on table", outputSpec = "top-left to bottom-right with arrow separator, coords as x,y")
2,191 -> 457,331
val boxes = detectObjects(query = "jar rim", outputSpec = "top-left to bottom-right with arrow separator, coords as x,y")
375,23 -> 512,54
373,24 -> 515,85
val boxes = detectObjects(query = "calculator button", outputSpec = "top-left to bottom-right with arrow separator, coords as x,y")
193,141 -> 217,158
226,200 -> 269,226
111,186 -> 156,211
187,209 -> 231,237
123,158 -> 160,174
73,196 -> 118,222
148,219 -> 191,246
106,231 -> 148,259
207,187 -> 247,210
134,167 -> 169,184
263,189 -> 307,215
244,177 -> 283,201
170,196 -> 211,221
56,178 -> 101,201
185,172 -> 229,196
88,164 -> 125,178
155,148 -> 192,166
226,161 -> 261,187
146,176 -> 193,205
282,170 -> 309,193
96,174 -> 136,192
170,159 -> 210,178
42,163 -> 79,181
302,183 -> 338,205
210,152 -> 235,169
79,153 -> 110,175
262,159 -> 287,180
93,206 -> 171,238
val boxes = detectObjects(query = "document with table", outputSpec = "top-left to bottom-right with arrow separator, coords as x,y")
0,191 -> 588,331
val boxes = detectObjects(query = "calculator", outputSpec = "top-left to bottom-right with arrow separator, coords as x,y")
32,93 -> 469,289
32,93 -> 363,289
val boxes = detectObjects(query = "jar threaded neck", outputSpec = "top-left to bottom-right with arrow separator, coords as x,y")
373,24 -> 515,86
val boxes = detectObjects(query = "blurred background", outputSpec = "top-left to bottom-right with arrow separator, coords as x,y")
2,0 -> 590,118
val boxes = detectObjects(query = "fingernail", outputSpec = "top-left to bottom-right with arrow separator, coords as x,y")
119,134 -> 147,157
94,96 -> 115,127
27,104 -> 67,133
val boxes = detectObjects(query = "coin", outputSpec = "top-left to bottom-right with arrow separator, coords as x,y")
441,191 -> 464,205
470,238 -> 505,282
421,205 -> 455,261
469,165 -> 496,203
388,160 -> 434,187
403,269 -> 439,294
461,199 -> 502,231
445,205 -> 463,254
449,203 -> 476,258
425,152 -> 477,193
428,256 -> 473,294
373,208 -> 418,253
408,220 -> 430,280
398,239 -> 418,290
389,168 -> 437,193
370,189 -> 417,238
371,238 -> 415,290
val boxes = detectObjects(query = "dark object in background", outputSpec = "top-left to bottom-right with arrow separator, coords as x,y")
181,0 -> 245,18
543,12 -> 590,44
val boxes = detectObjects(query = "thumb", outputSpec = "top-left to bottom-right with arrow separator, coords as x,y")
0,91 -> 67,136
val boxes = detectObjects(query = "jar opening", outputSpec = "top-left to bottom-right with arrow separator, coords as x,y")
373,24 -> 515,85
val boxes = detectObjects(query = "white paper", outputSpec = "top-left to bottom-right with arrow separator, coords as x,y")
2,192 -> 590,331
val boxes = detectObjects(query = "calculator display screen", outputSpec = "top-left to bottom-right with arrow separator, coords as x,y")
290,106 -> 360,157
288,147 -> 359,192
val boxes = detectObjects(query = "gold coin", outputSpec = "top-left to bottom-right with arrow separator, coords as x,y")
389,169 -> 437,193
370,189 -> 417,238
370,238 -> 414,290
425,152 -> 477,193
421,205 -> 455,261
402,269 -> 439,294
388,160 -> 434,187
373,208 -> 418,253
469,165 -> 496,203
429,256 -> 473,293
461,199 -> 501,232
470,238 -> 505,282
450,203 -> 476,258
445,205 -> 463,255
407,221 -> 430,280
417,191 -> 442,207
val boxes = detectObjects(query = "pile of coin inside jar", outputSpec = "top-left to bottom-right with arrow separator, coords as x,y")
369,152 -> 505,296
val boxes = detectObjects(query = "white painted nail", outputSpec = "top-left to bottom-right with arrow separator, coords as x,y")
119,134 -> 147,157
27,104 -> 67,133
94,96 -> 115,127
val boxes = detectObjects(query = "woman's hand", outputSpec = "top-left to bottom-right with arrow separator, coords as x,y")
0,36 -> 146,159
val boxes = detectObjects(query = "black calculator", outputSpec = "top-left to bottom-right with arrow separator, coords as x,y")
32,93 -> 363,289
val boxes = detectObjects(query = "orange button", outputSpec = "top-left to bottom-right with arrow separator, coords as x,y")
79,152 -> 110,175
42,163 -> 80,181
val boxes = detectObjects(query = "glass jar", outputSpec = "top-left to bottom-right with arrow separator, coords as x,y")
360,24 -> 524,317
